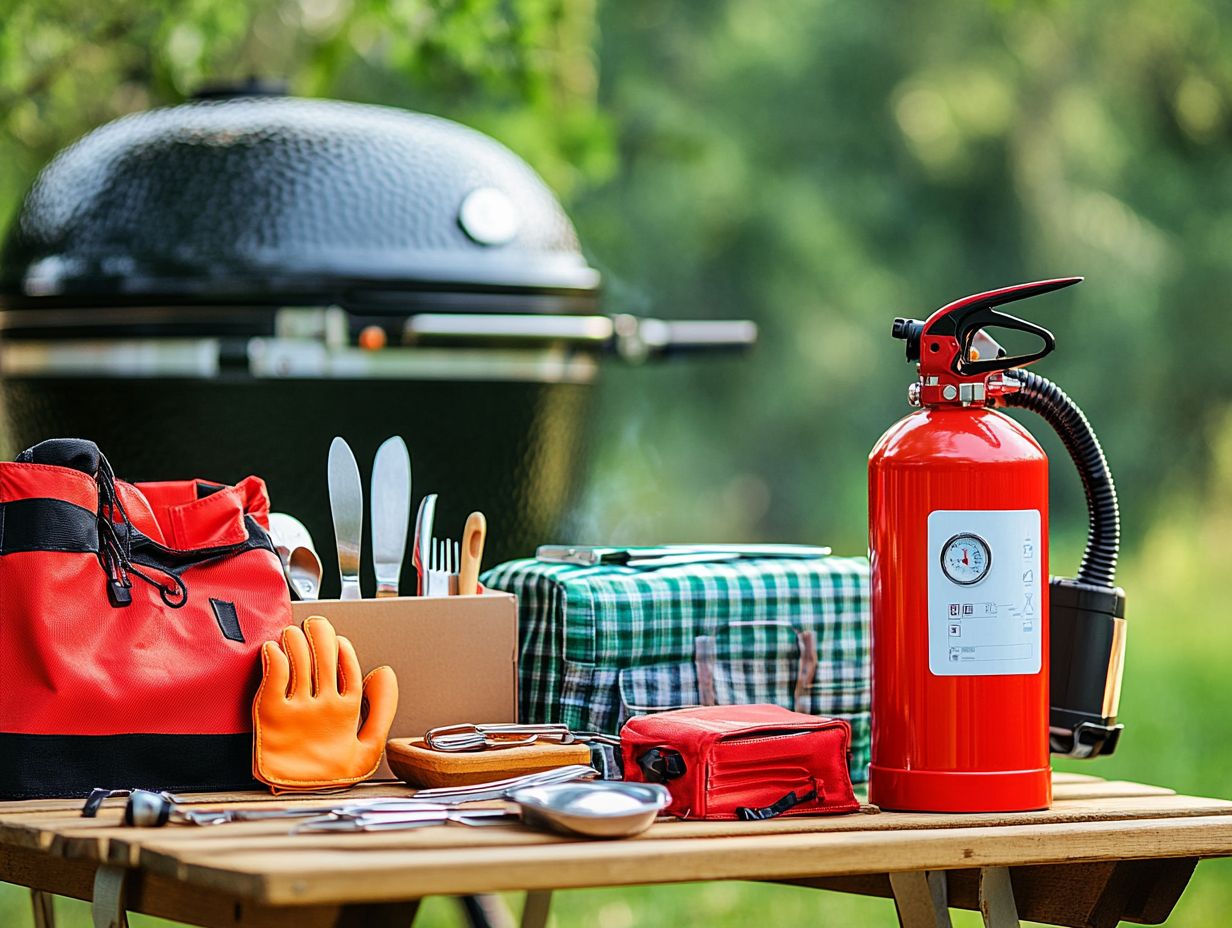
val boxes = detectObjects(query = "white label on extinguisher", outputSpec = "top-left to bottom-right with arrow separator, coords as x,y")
927,509 -> 1042,676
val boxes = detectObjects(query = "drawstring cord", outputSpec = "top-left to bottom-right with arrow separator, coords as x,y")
95,455 -> 188,608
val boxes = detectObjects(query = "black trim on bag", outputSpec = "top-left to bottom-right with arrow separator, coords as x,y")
0,498 -> 100,555
0,499 -> 276,565
0,732 -> 258,799
122,515 -> 277,576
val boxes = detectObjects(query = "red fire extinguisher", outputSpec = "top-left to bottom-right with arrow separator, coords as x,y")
869,278 -> 1127,813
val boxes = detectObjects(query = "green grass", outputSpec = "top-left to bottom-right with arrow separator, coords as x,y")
1,512 -> 1228,927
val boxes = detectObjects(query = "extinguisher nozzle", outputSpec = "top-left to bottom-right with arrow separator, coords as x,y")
891,318 -> 924,362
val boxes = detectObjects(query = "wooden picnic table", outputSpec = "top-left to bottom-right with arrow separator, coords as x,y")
0,771 -> 1229,928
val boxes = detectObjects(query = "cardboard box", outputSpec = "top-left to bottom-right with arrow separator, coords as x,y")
292,592 -> 518,779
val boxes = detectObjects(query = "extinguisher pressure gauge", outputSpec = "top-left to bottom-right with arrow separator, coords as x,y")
940,533 -> 991,585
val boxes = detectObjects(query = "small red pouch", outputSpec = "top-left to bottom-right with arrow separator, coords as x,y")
620,704 -> 860,820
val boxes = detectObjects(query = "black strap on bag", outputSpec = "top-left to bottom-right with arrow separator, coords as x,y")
17,439 -> 188,608
736,786 -> 819,821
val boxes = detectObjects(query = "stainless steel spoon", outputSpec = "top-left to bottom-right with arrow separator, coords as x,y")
288,545 -> 323,601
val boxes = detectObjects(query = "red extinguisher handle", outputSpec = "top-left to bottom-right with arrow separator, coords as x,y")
896,277 -> 1081,379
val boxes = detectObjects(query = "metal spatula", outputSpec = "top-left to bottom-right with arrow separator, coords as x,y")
371,436 -> 412,597
327,437 -> 363,600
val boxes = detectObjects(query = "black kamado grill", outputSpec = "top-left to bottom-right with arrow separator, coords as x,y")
0,89 -> 755,591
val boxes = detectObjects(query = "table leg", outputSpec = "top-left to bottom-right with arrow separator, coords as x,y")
331,901 -> 421,927
30,889 -> 56,928
91,864 -> 129,928
461,893 -> 515,928
521,890 -> 553,928
889,871 -> 951,928
978,867 -> 1020,928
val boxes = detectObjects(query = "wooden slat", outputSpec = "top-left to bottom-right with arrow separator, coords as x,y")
61,793 -> 1232,868
1050,772 -> 1106,785
0,843 -> 357,928
0,770 -> 1153,840
120,812 -> 1232,904
1,774 -> 1228,914
0,788 -> 424,855
0,771 -> 1120,821
1051,780 -> 1175,801
2,791 -> 1225,872
0,783 -> 415,817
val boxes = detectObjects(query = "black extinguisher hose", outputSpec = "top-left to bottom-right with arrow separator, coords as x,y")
1001,369 -> 1119,588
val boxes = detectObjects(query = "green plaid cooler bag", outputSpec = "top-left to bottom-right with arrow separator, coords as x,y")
481,555 -> 871,781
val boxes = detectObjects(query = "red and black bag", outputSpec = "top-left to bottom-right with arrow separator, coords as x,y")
620,704 -> 860,820
0,439 -> 291,798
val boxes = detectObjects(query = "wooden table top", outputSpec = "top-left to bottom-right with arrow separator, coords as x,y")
1,772 -> 1230,907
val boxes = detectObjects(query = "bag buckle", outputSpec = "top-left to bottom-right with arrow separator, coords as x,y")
636,747 -> 687,783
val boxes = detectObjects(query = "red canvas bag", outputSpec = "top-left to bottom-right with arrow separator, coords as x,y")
0,439 -> 291,798
620,704 -> 860,820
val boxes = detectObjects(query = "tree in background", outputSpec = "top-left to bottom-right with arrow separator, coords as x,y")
1,0 -> 1230,552
0,0 -> 610,214
574,0 -> 1232,556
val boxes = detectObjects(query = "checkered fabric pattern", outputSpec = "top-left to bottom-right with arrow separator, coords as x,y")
482,555 -> 871,781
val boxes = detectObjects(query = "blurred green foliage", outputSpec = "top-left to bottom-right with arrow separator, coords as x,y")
2,0 -> 1232,925
572,0 -> 1232,557
0,0 -> 611,214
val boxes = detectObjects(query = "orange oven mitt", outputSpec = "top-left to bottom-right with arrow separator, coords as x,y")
253,616 -> 398,794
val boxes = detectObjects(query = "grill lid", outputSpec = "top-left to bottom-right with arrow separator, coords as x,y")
0,92 -> 601,309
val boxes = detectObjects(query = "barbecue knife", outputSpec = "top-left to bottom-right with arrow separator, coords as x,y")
327,437 -> 363,600
371,436 -> 412,598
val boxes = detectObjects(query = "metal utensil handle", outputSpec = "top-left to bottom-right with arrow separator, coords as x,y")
572,730 -> 622,746
632,318 -> 760,356
410,764 -> 599,804
404,313 -> 757,360
362,809 -> 517,831
425,723 -> 615,752
296,808 -> 517,833
488,725 -> 621,747
534,545 -> 607,566
182,806 -> 328,826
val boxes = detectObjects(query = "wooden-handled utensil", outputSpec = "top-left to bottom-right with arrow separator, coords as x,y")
458,511 -> 487,595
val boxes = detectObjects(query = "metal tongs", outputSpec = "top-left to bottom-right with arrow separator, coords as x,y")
425,723 -> 621,752
292,803 -> 516,833
82,766 -> 601,831
293,764 -> 601,833
83,788 -> 358,827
